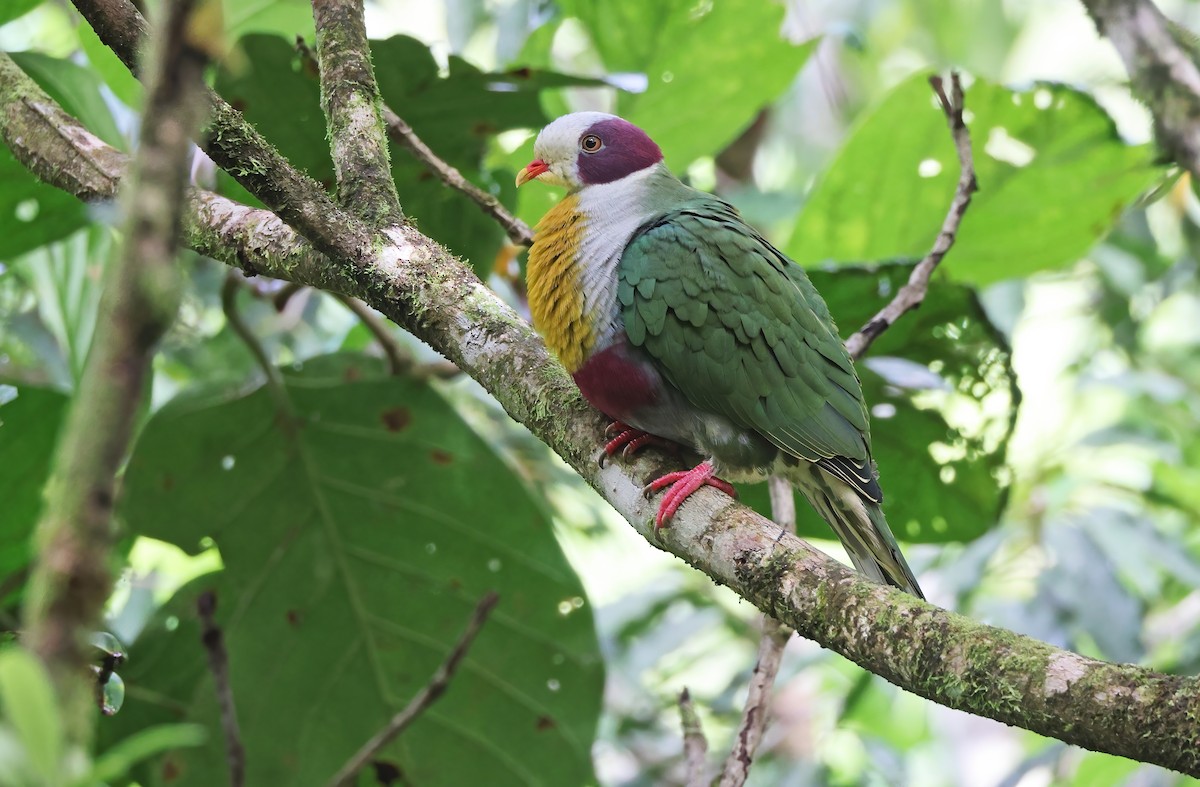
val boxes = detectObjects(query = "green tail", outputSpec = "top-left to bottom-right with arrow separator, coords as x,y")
793,467 -> 924,599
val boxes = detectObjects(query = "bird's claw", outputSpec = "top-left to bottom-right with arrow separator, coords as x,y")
643,462 -> 737,529
599,421 -> 673,467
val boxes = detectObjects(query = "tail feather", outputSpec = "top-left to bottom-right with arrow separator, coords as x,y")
793,466 -> 924,599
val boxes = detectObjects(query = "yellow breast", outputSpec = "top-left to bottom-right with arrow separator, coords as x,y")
527,195 -> 593,373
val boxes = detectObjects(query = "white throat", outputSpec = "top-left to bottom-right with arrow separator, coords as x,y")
575,166 -> 663,348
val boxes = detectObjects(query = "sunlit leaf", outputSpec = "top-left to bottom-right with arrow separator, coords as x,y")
787,74 -> 1163,284
0,647 -> 63,785
562,0 -> 817,169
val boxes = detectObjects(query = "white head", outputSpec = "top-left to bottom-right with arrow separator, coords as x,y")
516,112 -> 664,191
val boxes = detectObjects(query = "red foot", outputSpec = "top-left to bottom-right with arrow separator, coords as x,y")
644,461 -> 737,529
600,421 -> 673,466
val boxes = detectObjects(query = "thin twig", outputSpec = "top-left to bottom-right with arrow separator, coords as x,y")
197,590 -> 245,787
19,0 -> 207,744
326,592 -> 500,787
334,294 -> 412,375
844,72 -> 977,361
678,688 -> 709,787
382,107 -> 535,247
718,476 -> 795,787
221,271 -> 294,417
310,0 -> 403,226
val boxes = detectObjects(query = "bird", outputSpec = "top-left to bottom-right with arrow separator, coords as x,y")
516,112 -> 923,598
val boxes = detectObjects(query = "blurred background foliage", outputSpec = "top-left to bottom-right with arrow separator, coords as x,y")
2,0 -> 1200,784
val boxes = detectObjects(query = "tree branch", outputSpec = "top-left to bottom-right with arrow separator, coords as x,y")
325,592 -> 500,787
14,0 -> 206,746
293,34 -> 532,246
70,0 -> 379,269
718,476 -> 794,787
309,0 -> 403,225
1080,0 -> 1200,180
5,52 -> 1200,777
197,590 -> 245,787
678,688 -> 709,787
844,73 -> 977,360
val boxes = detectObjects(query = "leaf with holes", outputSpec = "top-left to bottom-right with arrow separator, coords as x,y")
786,74 -> 1163,284
106,354 -> 603,786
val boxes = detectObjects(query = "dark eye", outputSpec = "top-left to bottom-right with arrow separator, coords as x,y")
580,134 -> 603,153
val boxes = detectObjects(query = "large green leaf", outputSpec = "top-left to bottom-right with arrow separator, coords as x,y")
0,148 -> 90,261
214,34 -> 598,274
738,263 -> 1015,543
78,19 -> 143,110
0,385 -> 68,584
0,0 -> 40,26
110,355 -> 602,786
562,0 -> 816,170
222,0 -> 315,41
786,74 -> 1163,284
0,647 -> 64,785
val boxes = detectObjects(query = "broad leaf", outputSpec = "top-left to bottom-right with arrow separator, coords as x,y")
739,263 -> 1016,543
0,647 -> 63,785
0,148 -> 90,261
0,0 -> 40,26
562,0 -> 816,169
0,385 -> 68,585
110,355 -> 603,786
78,19 -> 143,110
786,74 -> 1163,284
222,0 -> 315,41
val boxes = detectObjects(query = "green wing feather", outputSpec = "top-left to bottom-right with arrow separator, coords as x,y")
618,197 -> 878,496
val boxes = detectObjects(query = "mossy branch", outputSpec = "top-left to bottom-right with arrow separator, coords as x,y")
309,0 -> 403,226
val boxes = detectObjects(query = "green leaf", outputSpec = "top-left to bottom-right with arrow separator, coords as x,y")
0,147 -> 90,260
557,0 -> 682,73
787,75 -> 1163,284
738,263 -> 1015,543
0,385 -> 69,588
223,0 -> 314,41
0,0 -> 41,26
113,354 -> 603,786
561,0 -> 816,169
83,724 -> 207,786
624,15 -> 816,171
0,647 -> 63,785
9,52 -> 126,150
77,20 -> 143,110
